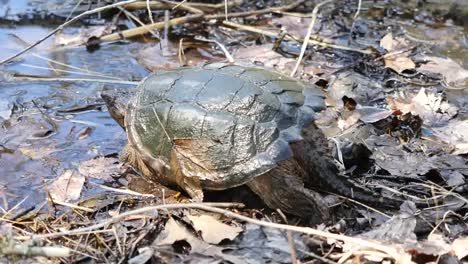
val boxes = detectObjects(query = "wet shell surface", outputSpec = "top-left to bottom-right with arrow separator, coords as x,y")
126,63 -> 326,190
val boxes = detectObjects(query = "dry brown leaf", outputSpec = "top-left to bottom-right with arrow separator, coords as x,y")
380,33 -> 395,51
49,170 -> 85,203
187,214 -> 243,244
380,33 -> 411,51
384,56 -> 416,73
380,33 -> 415,73
418,56 -> 468,86
452,236 -> 468,260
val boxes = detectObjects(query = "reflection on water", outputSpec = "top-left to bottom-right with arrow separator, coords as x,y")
0,25 -> 148,209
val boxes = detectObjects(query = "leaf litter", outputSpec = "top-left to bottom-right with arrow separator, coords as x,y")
1,0 -> 468,263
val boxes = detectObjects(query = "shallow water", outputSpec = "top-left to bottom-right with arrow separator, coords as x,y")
0,22 -> 149,209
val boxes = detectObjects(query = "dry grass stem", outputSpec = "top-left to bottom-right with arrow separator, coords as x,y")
25,203 -> 402,260
291,0 -> 335,77
223,21 -> 371,55
11,75 -> 138,85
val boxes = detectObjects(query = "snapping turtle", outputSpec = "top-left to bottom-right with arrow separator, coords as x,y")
102,63 -> 399,222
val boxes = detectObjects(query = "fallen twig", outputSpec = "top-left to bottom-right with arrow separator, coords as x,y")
206,0 -> 306,20
99,14 -> 203,42
11,75 -> 138,85
223,21 -> 371,55
123,0 -> 243,13
0,244 -> 71,257
291,0 -> 335,77
27,203 -> 403,260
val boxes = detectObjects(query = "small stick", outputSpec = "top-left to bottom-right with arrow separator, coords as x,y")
224,0 -> 228,21
47,200 -> 94,213
124,0 -> 243,13
348,0 -> 362,44
277,209 -> 297,264
11,75 -> 138,85
99,14 -> 203,42
146,0 -> 156,24
117,6 -> 160,39
206,0 -> 306,20
27,203 -> 401,260
1,245 -> 71,257
159,0 -> 204,14
195,36 -> 234,63
223,21 -> 371,55
291,0 -> 335,77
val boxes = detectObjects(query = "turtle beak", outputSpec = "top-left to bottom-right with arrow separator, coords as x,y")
101,86 -> 127,129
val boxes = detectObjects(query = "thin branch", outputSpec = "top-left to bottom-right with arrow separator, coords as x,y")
11,75 -> 138,85
206,0 -> 306,20
146,0 -> 156,24
99,14 -> 203,42
27,203 -> 401,260
348,0 -> 362,44
194,36 -> 234,63
223,21 -> 371,55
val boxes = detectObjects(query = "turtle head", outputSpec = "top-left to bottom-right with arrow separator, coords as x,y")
101,86 -> 130,129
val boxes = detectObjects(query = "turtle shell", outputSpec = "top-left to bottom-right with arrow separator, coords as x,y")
125,63 -> 326,190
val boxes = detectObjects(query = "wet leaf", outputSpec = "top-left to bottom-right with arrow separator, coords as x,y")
78,127 -> 93,140
328,71 -> 384,107
0,99 -> 12,120
137,44 -> 213,71
154,218 -> 243,264
233,44 -> 296,74
78,157 -> 120,180
49,170 -> 85,203
128,247 -> 154,264
187,214 -> 242,244
137,44 -> 181,71
365,134 -> 466,179
54,25 -> 115,47
18,146 -> 55,160
430,120 -> 468,155
269,16 -> 311,39
418,56 -> 468,87
228,223 -> 308,263
357,106 -> 393,124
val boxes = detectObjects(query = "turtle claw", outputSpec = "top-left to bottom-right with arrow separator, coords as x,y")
182,180 -> 204,202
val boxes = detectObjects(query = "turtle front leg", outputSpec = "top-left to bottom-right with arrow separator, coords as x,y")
122,144 -> 170,183
170,148 -> 204,202
246,159 -> 330,224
